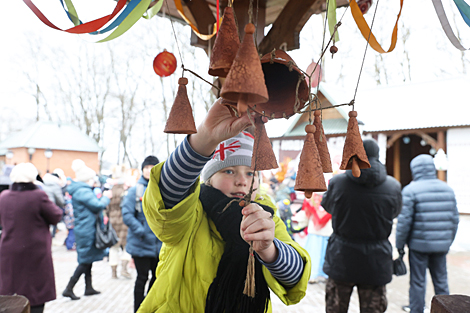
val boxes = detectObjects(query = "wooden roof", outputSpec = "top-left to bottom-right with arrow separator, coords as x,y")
160,0 -> 349,55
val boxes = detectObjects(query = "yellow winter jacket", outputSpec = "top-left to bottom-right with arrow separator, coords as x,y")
138,163 -> 311,313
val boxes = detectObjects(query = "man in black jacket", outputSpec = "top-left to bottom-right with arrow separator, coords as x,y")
321,138 -> 402,313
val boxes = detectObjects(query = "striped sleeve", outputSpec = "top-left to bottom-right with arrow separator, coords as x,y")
256,238 -> 305,288
159,136 -> 212,208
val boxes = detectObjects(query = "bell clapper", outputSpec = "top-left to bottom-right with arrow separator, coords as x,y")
237,94 -> 249,115
304,190 -> 313,199
351,157 -> 361,178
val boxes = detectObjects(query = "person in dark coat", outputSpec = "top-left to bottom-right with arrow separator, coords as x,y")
321,139 -> 402,313
122,155 -> 162,312
0,163 -> 63,313
396,154 -> 459,313
62,159 -> 112,300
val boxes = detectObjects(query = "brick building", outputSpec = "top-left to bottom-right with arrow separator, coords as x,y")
0,121 -> 100,178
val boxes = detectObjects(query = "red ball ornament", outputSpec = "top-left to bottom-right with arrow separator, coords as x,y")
153,50 -> 177,77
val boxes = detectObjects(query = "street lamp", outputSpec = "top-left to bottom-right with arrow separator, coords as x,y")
27,147 -> 36,161
44,149 -> 53,173
6,150 -> 13,164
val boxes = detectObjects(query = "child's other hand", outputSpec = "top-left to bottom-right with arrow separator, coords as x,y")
189,99 -> 253,156
240,203 -> 278,263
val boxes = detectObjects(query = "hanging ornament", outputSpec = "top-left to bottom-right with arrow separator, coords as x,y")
313,110 -> 333,173
357,0 -> 373,14
208,6 -> 240,77
250,49 -> 308,119
294,124 -> 327,199
164,77 -> 197,134
220,23 -> 269,116
329,45 -> 338,58
305,60 -> 323,88
153,50 -> 177,77
251,116 -> 278,171
340,111 -> 370,177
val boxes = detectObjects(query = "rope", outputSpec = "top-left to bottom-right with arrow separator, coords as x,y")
352,0 -> 381,110
165,0 -> 184,68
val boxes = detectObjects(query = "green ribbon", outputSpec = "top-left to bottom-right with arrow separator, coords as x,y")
98,0 -> 151,42
327,0 -> 339,42
143,0 -> 163,19
63,0 -> 80,26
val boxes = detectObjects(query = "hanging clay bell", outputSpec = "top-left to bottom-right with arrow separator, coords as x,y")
340,111 -> 370,177
163,77 -> 197,134
314,110 -> 333,173
220,23 -> 268,116
252,49 -> 309,119
251,115 -> 278,171
294,124 -> 327,198
208,6 -> 240,78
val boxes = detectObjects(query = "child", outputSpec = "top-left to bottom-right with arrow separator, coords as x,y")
140,102 -> 311,312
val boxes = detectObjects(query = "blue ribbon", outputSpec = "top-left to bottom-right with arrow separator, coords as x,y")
454,0 -> 470,27
89,0 -> 143,35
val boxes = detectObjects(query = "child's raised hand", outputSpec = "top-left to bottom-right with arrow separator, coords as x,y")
240,203 -> 278,263
189,99 -> 253,156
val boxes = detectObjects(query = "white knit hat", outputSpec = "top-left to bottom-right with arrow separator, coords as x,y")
201,131 -> 254,181
72,159 -> 96,182
10,163 -> 38,183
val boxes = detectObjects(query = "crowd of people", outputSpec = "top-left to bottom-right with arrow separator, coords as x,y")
0,104 -> 461,313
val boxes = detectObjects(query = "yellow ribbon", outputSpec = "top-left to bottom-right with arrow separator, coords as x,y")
173,0 -> 218,40
349,0 -> 404,53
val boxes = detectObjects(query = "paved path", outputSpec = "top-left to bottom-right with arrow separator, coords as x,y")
44,216 -> 470,312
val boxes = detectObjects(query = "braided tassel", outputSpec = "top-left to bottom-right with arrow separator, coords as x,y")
243,243 -> 256,297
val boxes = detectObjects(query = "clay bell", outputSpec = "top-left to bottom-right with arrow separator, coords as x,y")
249,49 -> 309,119
340,111 -> 370,177
208,6 -> 240,78
220,23 -> 268,116
251,116 -> 278,171
163,77 -> 197,134
314,110 -> 333,173
294,124 -> 327,199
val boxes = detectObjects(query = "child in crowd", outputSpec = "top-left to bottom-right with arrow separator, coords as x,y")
139,101 -> 311,312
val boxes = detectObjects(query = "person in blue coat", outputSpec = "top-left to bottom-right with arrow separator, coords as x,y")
122,155 -> 161,312
62,159 -> 112,301
396,154 -> 459,313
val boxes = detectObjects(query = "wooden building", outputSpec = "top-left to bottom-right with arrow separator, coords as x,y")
0,121 -> 100,178
270,77 -> 470,213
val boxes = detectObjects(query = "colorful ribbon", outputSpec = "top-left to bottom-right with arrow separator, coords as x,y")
97,0 -> 151,42
24,0 -> 151,42
23,0 -> 127,34
349,0 -> 404,53
173,0 -> 218,40
432,0 -> 469,51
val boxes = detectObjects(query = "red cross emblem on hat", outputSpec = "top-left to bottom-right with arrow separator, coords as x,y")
213,140 -> 241,161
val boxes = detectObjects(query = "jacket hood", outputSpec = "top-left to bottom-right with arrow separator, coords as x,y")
138,175 -> 149,186
346,157 -> 387,187
410,154 -> 436,181
67,180 -> 92,195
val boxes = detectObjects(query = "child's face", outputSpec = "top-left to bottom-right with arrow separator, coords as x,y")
142,165 -> 154,180
210,166 -> 259,201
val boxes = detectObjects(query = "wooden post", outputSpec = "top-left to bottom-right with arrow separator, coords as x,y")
393,139 -> 400,183
437,130 -> 446,182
